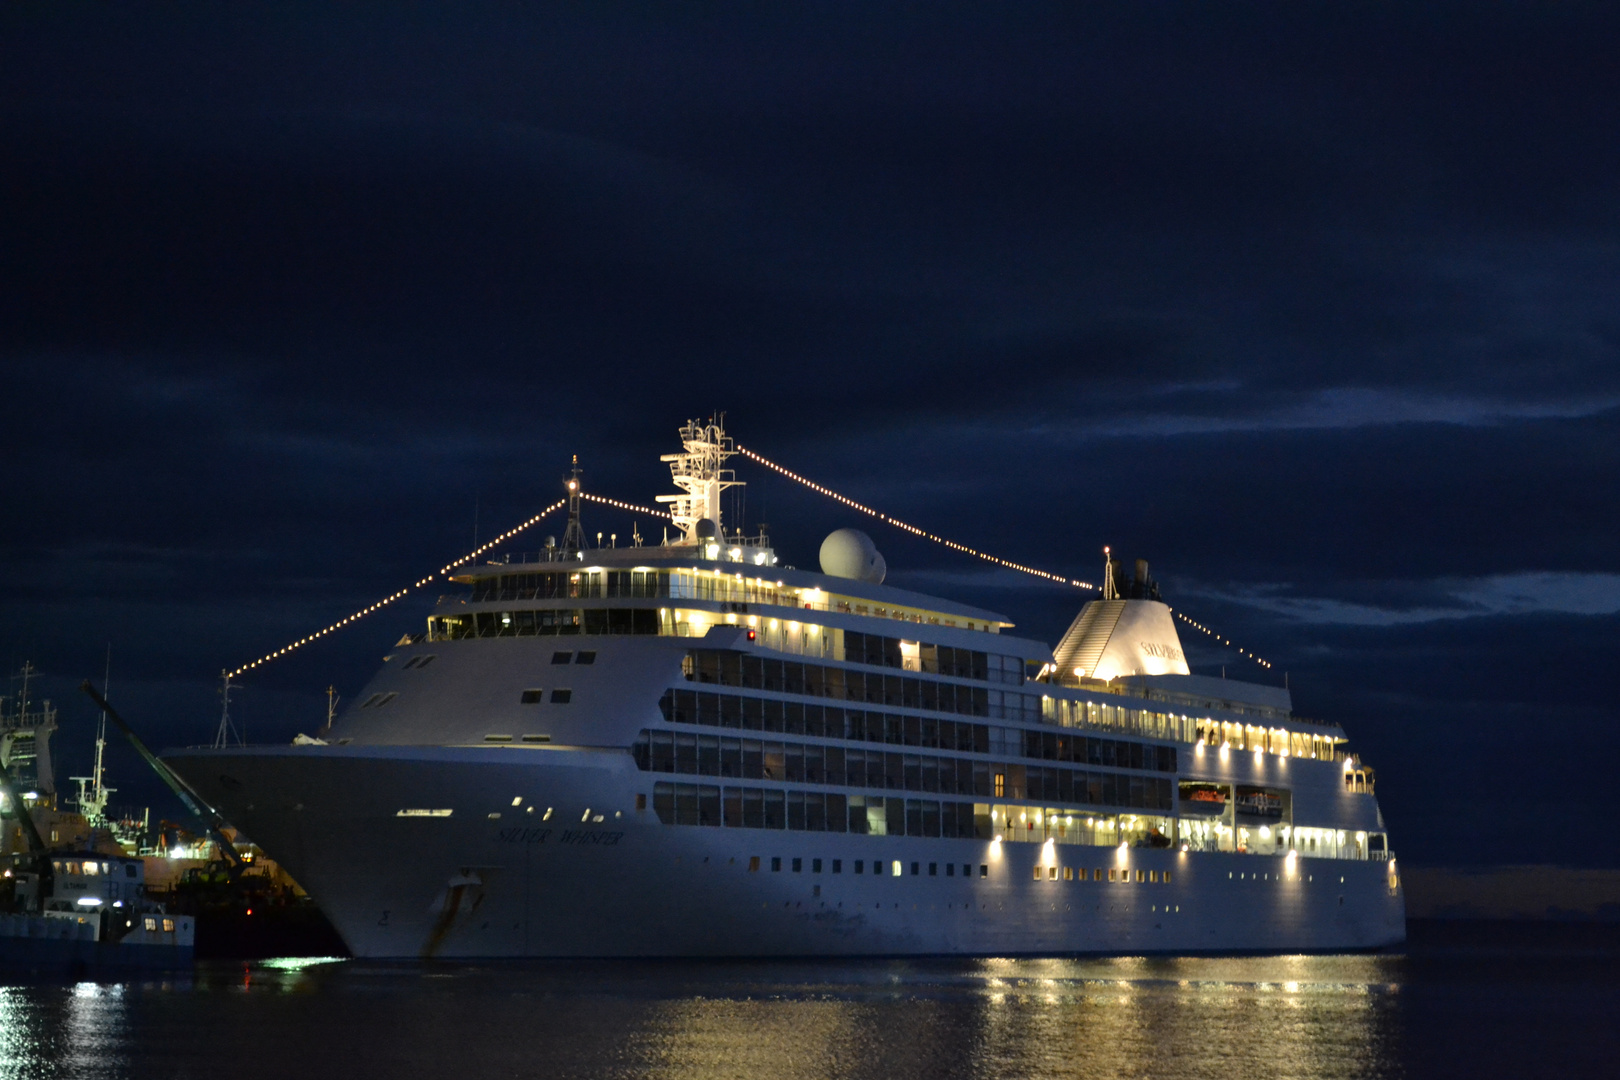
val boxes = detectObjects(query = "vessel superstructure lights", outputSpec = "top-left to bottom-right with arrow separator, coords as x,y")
229,489 -> 683,677
737,442 -> 1277,672
231,429 -> 1277,678
228,497 -> 568,677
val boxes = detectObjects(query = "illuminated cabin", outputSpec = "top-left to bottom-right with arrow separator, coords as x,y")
168,418 -> 1403,959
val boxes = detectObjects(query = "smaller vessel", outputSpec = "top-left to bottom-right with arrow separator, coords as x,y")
1,665 -> 195,977
1,852 -> 194,977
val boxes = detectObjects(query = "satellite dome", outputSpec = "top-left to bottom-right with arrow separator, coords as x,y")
694,518 -> 720,540
819,528 -> 886,584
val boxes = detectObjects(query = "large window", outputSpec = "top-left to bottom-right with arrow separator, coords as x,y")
636,728 -> 1175,812
684,650 -> 1041,720
430,607 -> 659,640
652,781 -> 978,837
470,570 -> 671,602
661,690 -> 1175,774
842,631 -> 1022,684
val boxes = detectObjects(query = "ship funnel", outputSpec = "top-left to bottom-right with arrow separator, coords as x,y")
1052,556 -> 1185,682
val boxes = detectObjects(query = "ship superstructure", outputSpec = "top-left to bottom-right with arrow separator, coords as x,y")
166,420 -> 1403,958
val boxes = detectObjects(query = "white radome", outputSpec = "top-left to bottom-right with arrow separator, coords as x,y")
819,528 -> 886,584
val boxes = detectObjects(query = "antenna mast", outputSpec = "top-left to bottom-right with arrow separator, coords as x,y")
1102,547 -> 1119,601
72,648 -> 115,827
213,669 -> 242,749
560,455 -> 585,558
656,416 -> 741,543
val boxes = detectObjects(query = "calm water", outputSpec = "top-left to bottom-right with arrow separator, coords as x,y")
2,939 -> 1615,1079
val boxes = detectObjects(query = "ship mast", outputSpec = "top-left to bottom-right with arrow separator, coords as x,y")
656,416 -> 741,544
212,669 -> 241,749
560,455 -> 586,558
71,649 -> 116,827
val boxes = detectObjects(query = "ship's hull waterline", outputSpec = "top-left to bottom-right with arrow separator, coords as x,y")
170,745 -> 1404,959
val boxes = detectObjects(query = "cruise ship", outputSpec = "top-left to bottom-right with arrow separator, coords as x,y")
166,420 -> 1404,958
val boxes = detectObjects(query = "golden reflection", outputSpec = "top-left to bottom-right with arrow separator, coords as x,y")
0,956 -> 1403,1080
954,955 -> 1398,1079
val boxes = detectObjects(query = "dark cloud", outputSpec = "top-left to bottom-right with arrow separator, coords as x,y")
2,2 -> 1617,867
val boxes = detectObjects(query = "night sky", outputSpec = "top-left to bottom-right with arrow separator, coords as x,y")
4,3 -> 1617,869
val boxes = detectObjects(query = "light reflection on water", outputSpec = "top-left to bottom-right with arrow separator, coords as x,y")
0,950 -> 1613,1080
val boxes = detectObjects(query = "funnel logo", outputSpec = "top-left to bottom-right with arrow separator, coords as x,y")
1140,642 -> 1184,662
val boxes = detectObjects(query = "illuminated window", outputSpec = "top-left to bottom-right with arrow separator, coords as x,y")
1135,870 -> 1145,883
1149,870 -> 1157,883
143,917 -> 157,931
162,919 -> 175,933
1033,866 -> 1042,881
1048,867 -> 1057,880
550,689 -> 572,704
748,856 -> 760,872
484,734 -> 512,743
1064,867 -> 1073,881
1109,869 -> 1117,882
892,860 -> 902,877
993,773 -> 1005,797
1164,870 -> 1172,883
520,734 -> 550,743
520,690 -> 543,704
1093,869 -> 1102,881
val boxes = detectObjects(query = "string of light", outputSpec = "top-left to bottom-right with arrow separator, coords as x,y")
1173,611 -> 1272,669
735,443 -> 1276,672
228,447 -> 1275,677
580,492 -> 672,519
229,498 -> 568,677
735,446 -> 1097,591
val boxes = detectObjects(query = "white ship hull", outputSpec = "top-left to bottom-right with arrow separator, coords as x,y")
170,745 -> 1404,958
